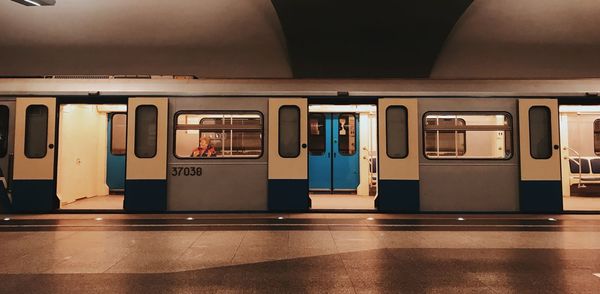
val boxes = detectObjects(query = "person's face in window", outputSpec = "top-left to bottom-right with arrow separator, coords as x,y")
199,138 -> 209,149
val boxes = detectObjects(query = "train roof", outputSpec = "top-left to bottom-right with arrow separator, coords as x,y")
1,0 -> 600,79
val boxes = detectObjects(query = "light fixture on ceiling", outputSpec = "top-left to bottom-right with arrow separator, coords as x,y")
12,0 -> 56,6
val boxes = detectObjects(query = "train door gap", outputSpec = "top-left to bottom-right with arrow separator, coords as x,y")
559,105 -> 600,211
308,104 -> 377,210
56,103 -> 127,210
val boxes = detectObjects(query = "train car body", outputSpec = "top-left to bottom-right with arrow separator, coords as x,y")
0,78 -> 599,213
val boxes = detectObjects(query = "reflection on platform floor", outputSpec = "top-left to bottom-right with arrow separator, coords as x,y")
563,196 -> 600,211
61,195 -> 123,210
309,193 -> 375,210
0,214 -> 599,293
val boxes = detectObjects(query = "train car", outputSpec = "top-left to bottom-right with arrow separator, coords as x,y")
0,78 -> 599,213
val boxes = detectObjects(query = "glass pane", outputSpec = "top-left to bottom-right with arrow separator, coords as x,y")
386,106 -> 408,158
25,105 -> 48,158
134,105 -> 157,158
111,113 -> 126,155
0,106 -> 9,158
175,112 -> 263,158
529,106 -> 552,159
338,114 -> 357,156
594,119 -> 600,156
309,113 -> 326,155
279,106 -> 300,158
424,113 -> 512,159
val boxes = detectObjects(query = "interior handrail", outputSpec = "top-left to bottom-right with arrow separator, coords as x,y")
565,146 -> 585,188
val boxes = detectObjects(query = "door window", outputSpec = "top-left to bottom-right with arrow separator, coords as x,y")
338,114 -> 357,156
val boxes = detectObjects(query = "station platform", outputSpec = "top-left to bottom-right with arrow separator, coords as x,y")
1,213 -> 599,293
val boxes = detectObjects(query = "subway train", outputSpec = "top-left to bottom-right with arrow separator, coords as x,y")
1,77 -> 600,213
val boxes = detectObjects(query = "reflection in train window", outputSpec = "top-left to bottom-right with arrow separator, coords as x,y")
528,106 -> 552,159
386,106 -> 408,158
279,106 -> 300,158
175,112 -> 263,159
424,113 -> 512,159
338,114 -> 357,156
110,113 -> 127,155
134,105 -> 158,158
25,105 -> 48,158
309,113 -> 325,155
0,106 -> 8,158
593,119 -> 600,156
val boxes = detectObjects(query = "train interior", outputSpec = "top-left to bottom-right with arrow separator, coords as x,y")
57,104 -> 127,210
560,105 -> 600,211
308,104 -> 378,210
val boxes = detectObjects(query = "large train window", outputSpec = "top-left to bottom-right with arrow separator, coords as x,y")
24,105 -> 48,158
0,106 -> 8,158
338,113 -> 357,156
111,113 -> 127,155
424,112 -> 512,159
386,106 -> 408,158
175,111 -> 263,159
279,106 -> 300,158
593,119 -> 600,156
309,113 -> 325,155
528,106 -> 552,159
134,105 -> 158,158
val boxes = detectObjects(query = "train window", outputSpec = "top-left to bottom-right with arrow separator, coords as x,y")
309,113 -> 326,155
338,114 -> 357,156
0,106 -> 8,158
279,106 -> 300,158
528,106 -> 552,159
25,105 -> 48,158
110,113 -> 126,155
134,105 -> 157,158
386,106 -> 408,158
424,112 -> 512,159
175,112 -> 263,159
595,119 -> 600,156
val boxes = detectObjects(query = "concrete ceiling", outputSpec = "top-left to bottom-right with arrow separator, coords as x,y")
1,0 -> 600,79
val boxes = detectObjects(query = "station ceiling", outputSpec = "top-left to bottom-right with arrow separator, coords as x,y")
1,0 -> 600,79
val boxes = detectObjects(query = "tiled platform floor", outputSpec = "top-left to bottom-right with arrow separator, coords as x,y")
0,214 -> 599,293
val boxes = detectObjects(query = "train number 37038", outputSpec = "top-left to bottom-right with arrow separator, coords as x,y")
171,167 -> 203,176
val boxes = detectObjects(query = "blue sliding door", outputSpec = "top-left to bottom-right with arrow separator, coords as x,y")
309,112 -> 359,192
333,113 -> 359,190
309,113 -> 331,190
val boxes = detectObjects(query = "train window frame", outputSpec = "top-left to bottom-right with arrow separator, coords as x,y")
134,105 -> 158,159
24,104 -> 48,159
337,113 -> 358,156
594,119 -> 600,156
422,111 -> 514,160
528,106 -> 552,160
386,106 -> 409,159
0,105 -> 9,158
173,110 -> 264,160
308,113 -> 326,156
110,112 -> 127,156
278,105 -> 301,158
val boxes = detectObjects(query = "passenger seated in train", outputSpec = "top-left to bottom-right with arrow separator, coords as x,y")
191,136 -> 217,157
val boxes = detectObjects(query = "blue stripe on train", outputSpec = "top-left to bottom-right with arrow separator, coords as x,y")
11,179 -> 58,212
519,180 -> 562,213
124,179 -> 167,212
376,180 -> 420,212
268,179 -> 310,211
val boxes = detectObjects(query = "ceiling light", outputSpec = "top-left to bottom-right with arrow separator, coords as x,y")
186,217 -> 194,221
12,0 -> 56,6
457,217 -> 465,221
94,217 -> 103,221
3,217 -> 10,221
366,217 -> 375,221
548,218 -> 557,221
277,216 -> 284,220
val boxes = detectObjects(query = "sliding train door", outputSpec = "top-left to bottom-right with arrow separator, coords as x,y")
268,98 -> 309,210
377,98 -> 419,211
125,97 -> 168,211
12,98 -> 57,212
0,99 -> 15,211
518,99 -> 562,212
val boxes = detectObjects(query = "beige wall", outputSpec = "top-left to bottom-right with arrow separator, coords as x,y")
57,105 -> 108,204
